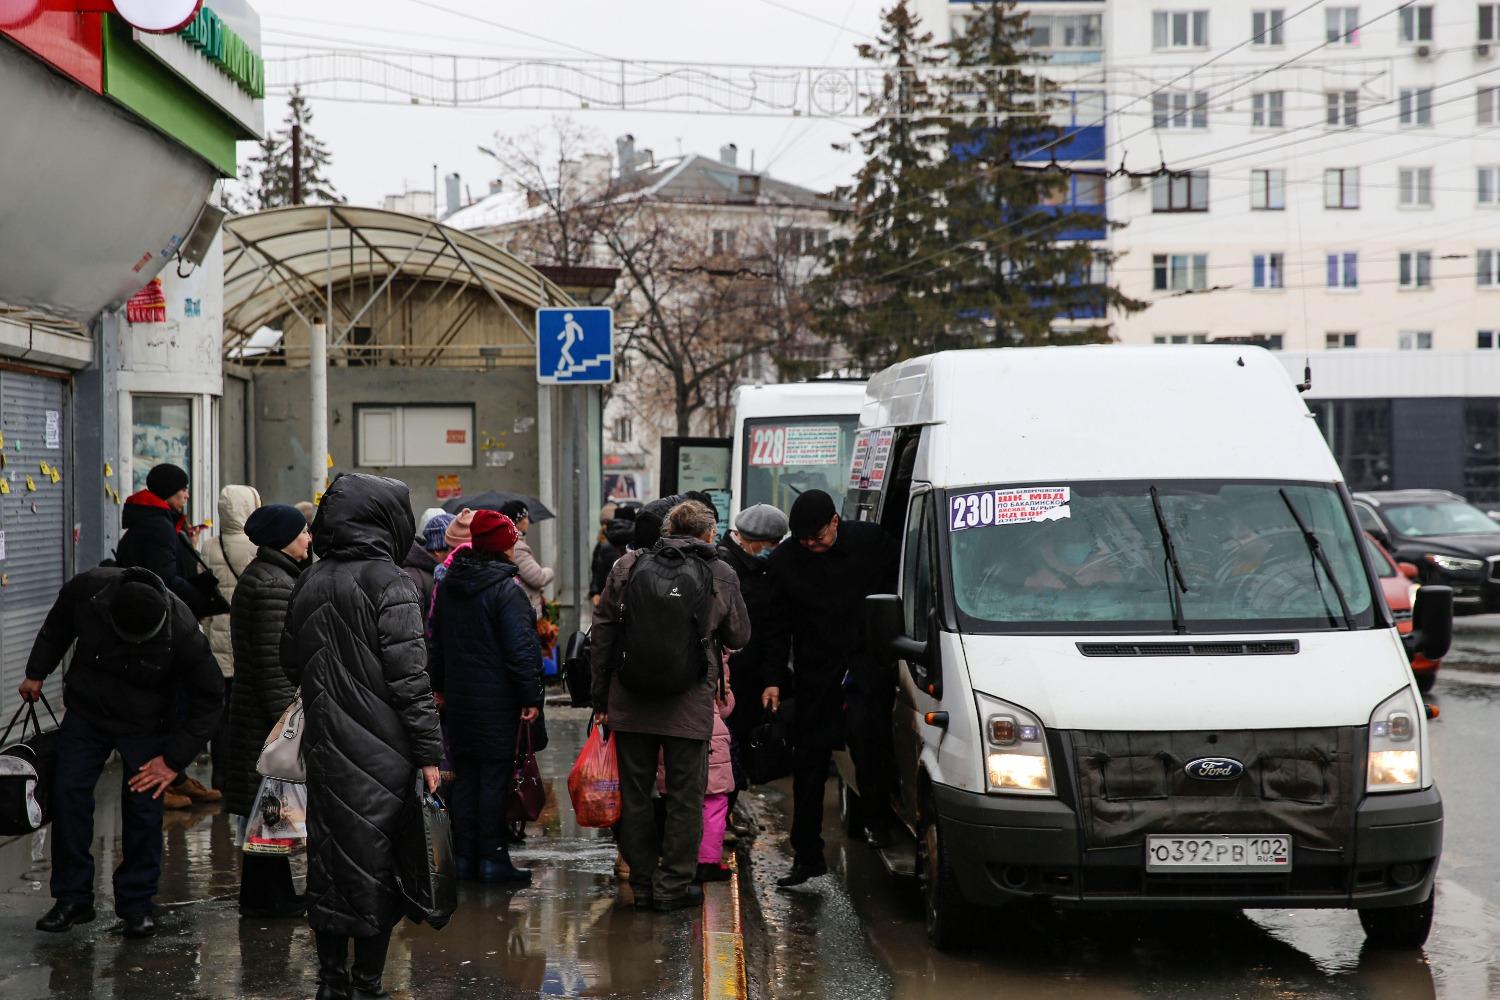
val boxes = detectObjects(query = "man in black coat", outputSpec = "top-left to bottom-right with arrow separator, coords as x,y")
19,567 -> 224,938
281,473 -> 444,1000
428,509 -> 543,884
116,463 -> 223,620
762,490 -> 900,887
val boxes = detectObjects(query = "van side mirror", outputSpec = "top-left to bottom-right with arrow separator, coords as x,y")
1398,562 -> 1420,581
865,594 -> 927,666
1405,586 -> 1453,661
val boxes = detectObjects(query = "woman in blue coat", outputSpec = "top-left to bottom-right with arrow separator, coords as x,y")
427,509 -> 543,883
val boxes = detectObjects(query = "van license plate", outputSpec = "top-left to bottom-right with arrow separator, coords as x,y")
1146,835 -> 1292,871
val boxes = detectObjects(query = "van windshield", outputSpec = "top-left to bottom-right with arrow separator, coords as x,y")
741,416 -> 860,514
946,480 -> 1378,634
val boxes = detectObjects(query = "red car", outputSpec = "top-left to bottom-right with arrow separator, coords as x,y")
1367,532 -> 1441,692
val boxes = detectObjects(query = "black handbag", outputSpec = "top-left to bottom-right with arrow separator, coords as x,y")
0,695 -> 60,835
396,778 -> 458,930
745,700 -> 796,786
562,630 -> 591,708
182,542 -> 232,616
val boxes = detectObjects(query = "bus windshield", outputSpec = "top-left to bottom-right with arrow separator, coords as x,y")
946,480 -> 1378,634
740,416 -> 859,514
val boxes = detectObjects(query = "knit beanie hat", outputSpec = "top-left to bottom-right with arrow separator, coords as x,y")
470,510 -> 520,554
788,489 -> 838,539
416,507 -> 447,535
110,577 -> 169,642
246,504 -> 308,551
146,463 -> 189,500
422,513 -> 456,552
445,508 -> 475,548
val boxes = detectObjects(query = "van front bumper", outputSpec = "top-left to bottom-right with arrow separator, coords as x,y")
931,783 -> 1441,911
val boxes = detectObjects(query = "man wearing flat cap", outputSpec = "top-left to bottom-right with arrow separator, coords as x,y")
761,489 -> 900,887
19,567 -> 223,939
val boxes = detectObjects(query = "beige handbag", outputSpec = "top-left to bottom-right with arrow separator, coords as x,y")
256,694 -> 306,782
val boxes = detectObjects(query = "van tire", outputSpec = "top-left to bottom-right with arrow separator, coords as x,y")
916,797 -> 972,951
1359,891 -> 1434,948
839,778 -> 865,838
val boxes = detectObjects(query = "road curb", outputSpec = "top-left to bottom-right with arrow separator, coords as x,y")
701,855 -> 748,1000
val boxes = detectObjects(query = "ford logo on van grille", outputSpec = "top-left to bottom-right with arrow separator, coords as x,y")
1185,757 -> 1244,781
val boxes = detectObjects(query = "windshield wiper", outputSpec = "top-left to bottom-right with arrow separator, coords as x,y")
1278,488 -> 1355,631
1149,486 -> 1189,635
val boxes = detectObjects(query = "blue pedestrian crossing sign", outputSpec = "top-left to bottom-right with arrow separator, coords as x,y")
536,307 -> 614,385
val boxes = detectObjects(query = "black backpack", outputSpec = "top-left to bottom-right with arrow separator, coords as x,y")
617,544 -> 715,697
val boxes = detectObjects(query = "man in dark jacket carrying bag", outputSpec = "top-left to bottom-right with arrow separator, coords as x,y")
116,463 -> 225,620
762,489 -> 900,887
591,500 -> 750,911
19,567 -> 223,938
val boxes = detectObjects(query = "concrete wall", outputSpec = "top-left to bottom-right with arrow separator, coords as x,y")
250,366 -> 541,511
221,370 -> 248,486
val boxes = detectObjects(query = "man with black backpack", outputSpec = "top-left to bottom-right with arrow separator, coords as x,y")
590,500 -> 750,911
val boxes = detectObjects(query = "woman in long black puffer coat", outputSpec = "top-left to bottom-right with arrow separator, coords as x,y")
281,474 -> 443,1000
427,509 -> 544,884
225,504 -> 312,918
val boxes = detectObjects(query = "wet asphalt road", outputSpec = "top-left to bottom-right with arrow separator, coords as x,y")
735,617 -> 1500,1000
0,708 -> 699,1000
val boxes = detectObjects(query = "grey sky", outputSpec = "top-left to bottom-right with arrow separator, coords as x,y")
246,0 -> 886,208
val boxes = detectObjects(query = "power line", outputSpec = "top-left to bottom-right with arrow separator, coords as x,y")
750,0 -> 878,44
400,0 -> 622,62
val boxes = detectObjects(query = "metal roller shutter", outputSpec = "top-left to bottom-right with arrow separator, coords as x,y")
0,370 -> 69,730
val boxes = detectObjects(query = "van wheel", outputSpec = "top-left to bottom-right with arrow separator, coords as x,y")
1359,891 -> 1434,948
1414,670 -> 1437,694
839,778 -> 865,838
916,800 -> 972,950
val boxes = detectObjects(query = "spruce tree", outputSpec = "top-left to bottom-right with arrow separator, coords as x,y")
282,86 -> 344,206
236,132 -> 288,211
807,2 -> 952,373
940,1 -> 1144,344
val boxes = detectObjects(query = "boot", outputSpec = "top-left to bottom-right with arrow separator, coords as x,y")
479,845 -> 532,885
162,791 -> 192,811
172,776 -> 222,803
350,930 -> 392,1000
314,931 -> 350,1000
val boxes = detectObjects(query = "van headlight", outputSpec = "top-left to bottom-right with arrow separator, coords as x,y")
1367,687 -> 1423,793
975,692 -> 1054,796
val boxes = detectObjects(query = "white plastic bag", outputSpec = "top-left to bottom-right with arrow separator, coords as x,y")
243,776 -> 308,855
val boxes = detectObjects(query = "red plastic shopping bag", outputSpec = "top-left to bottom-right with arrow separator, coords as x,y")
567,721 -> 621,828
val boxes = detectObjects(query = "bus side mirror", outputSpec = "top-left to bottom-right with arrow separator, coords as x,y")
1406,586 -> 1453,662
866,594 -> 927,666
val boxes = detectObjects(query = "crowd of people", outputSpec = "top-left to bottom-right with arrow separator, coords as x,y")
15,461 -> 900,997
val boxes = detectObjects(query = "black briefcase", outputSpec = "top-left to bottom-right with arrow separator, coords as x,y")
0,696 -> 60,836
745,700 -> 796,786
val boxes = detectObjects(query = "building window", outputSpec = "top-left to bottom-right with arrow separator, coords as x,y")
1326,252 -> 1359,288
1151,171 -> 1210,212
1326,332 -> 1358,349
1152,334 -> 1210,344
775,227 -> 829,256
1252,8 -> 1285,44
1480,249 -> 1500,286
1481,166 -> 1500,204
1483,4 -> 1500,42
1398,331 -> 1434,350
711,229 -> 737,255
1399,250 -> 1433,288
131,396 -> 193,495
612,416 -> 633,442
1026,13 -> 1104,60
1153,10 -> 1209,48
1310,399 -> 1391,490
1480,330 -> 1500,348
1398,167 -> 1434,207
1399,88 -> 1434,126
1481,87 -> 1500,126
1400,4 -> 1433,42
1153,253 -> 1209,291
1255,333 -> 1286,350
1325,167 -> 1360,208
1152,90 -> 1209,128
1252,91 -> 1285,128
1052,90 -> 1107,126
1326,6 -> 1360,43
1252,252 -> 1285,289
355,404 -> 475,468
1250,168 -> 1286,209
1325,90 -> 1359,127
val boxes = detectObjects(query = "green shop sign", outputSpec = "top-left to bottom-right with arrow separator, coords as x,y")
180,6 -> 264,99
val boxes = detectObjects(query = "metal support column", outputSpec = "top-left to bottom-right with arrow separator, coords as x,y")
310,211 -> 330,502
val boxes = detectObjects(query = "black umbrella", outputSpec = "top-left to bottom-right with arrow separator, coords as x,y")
441,490 -> 555,522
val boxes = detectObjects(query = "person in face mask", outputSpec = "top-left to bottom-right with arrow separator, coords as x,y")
715,505 -> 789,823
1025,515 -> 1119,591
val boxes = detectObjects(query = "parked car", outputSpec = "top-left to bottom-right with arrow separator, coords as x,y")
1352,490 -> 1500,612
1366,532 -> 1441,693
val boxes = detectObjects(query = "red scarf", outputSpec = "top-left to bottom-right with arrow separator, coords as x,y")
124,489 -> 188,533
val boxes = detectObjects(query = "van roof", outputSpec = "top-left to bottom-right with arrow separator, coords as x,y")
734,380 -> 867,421
862,346 -> 1343,486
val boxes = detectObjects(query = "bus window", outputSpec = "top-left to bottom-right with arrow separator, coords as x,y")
741,416 -> 859,514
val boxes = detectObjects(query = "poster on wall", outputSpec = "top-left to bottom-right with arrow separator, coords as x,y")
436,474 -> 462,500
131,397 -> 192,493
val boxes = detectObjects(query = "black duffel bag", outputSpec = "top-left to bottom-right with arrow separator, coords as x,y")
745,700 -> 796,786
0,695 -> 60,835
395,778 -> 458,930
561,630 -> 592,708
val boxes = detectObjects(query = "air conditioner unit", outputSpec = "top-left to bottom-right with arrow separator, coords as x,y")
1479,42 -> 1494,57
1415,44 -> 1432,58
